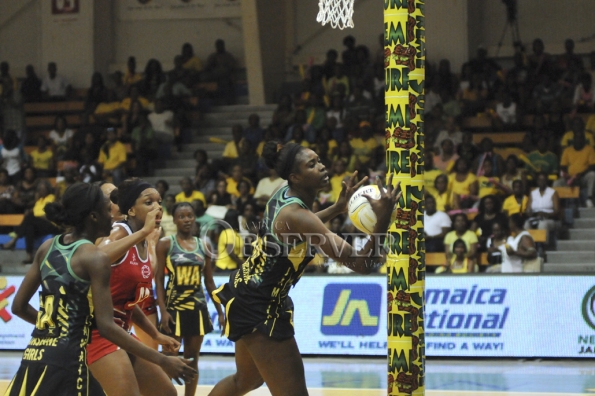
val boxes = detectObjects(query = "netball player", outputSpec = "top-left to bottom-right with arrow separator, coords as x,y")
6,183 -> 195,396
208,141 -> 400,396
88,178 -> 186,396
96,180 -> 160,349
156,202 -> 225,396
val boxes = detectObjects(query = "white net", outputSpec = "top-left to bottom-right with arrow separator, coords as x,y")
316,0 -> 355,30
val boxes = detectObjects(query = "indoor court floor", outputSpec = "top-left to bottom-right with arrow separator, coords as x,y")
0,353 -> 593,395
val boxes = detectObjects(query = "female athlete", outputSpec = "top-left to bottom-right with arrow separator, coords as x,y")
88,178 -> 186,396
6,183 -> 195,396
208,141 -> 400,396
156,202 -> 225,396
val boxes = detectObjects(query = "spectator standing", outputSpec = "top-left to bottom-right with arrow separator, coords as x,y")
98,128 -> 127,185
181,43 -> 203,75
123,56 -> 143,87
86,72 -> 108,113
41,62 -> 71,100
528,38 -> 554,87
424,195 -> 451,253
131,113 -> 157,176
20,65 -> 42,103
141,59 -> 166,100
341,35 -> 358,76
204,39 -> 237,105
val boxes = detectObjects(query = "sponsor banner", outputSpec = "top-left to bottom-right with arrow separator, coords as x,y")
6,275 -> 595,357
116,0 -> 241,21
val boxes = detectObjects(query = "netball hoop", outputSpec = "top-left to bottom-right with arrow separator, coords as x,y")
316,0 -> 354,29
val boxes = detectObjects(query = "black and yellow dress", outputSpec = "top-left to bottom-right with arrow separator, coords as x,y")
213,185 -> 314,341
5,236 -> 104,396
164,235 -> 213,337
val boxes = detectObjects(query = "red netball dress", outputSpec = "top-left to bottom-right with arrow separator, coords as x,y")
87,222 -> 154,365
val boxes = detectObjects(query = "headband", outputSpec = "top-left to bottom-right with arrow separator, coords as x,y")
278,144 -> 304,180
119,181 -> 152,216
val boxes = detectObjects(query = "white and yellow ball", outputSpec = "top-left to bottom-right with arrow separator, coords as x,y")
348,185 -> 396,235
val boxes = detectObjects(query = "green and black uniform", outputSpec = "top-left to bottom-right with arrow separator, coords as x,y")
5,236 -> 104,396
213,185 -> 314,341
164,235 -> 213,337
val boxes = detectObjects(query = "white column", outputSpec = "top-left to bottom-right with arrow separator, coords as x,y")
241,0 -> 266,106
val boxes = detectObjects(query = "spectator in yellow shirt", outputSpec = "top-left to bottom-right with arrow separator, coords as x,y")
29,136 -> 54,178
449,158 -> 478,209
181,43 -> 203,73
444,213 -> 478,263
560,117 -> 595,148
555,131 -> 595,206
120,85 -> 150,112
123,56 -> 143,87
175,176 -> 206,207
434,174 -> 452,212
223,125 -> 243,160
1,180 -> 60,264
98,128 -> 127,185
226,165 -> 255,198
502,180 -> 528,216
330,159 -> 352,202
350,122 -> 378,166
215,210 -> 244,271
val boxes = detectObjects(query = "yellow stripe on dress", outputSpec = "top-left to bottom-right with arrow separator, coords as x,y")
175,311 -> 181,337
211,284 -> 225,304
224,298 -> 234,337
16,367 -> 28,396
29,366 -> 48,396
199,309 -> 205,335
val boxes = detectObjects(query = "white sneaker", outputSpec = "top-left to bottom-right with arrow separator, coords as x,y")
587,199 -> 594,208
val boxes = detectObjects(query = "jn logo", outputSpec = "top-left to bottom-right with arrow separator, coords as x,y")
321,284 -> 381,336
582,286 -> 595,330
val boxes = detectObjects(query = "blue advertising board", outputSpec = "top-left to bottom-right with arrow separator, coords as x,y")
2,274 -> 595,357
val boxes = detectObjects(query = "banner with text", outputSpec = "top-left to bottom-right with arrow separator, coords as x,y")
3,275 -> 595,357
117,0 -> 241,21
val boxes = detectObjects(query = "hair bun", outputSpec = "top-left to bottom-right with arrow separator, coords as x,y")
44,202 -> 69,226
261,140 -> 282,171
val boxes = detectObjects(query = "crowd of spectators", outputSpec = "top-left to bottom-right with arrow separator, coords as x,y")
0,34 -> 594,273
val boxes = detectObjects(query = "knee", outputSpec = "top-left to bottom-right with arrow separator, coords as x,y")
233,373 -> 264,392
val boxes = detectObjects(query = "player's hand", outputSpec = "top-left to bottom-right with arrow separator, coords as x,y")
160,356 -> 197,385
142,207 -> 161,235
146,226 -> 162,247
336,171 -> 368,213
159,311 -> 175,335
363,174 -> 401,227
154,333 -> 180,353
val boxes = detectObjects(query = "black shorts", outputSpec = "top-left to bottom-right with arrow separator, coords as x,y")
212,281 -> 295,342
167,304 -> 214,337
5,361 -> 104,396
